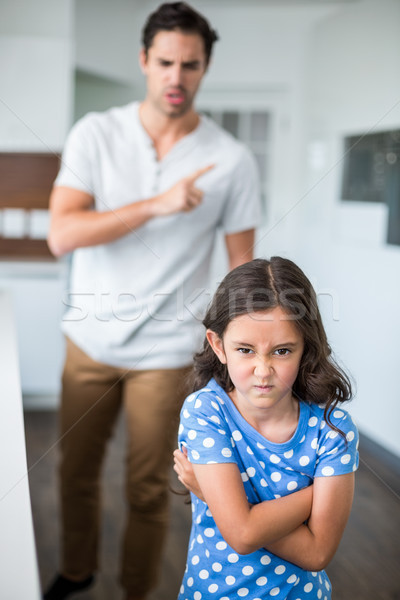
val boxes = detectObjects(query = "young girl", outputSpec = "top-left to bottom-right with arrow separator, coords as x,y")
174,257 -> 358,600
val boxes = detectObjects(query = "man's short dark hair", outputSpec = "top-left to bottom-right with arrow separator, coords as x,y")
142,2 -> 219,65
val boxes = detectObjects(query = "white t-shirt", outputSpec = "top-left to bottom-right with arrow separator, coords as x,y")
56,102 -> 261,369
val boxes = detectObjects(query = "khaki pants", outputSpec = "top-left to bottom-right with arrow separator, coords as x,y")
59,337 -> 191,595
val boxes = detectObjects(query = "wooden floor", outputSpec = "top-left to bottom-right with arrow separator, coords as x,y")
24,410 -> 400,600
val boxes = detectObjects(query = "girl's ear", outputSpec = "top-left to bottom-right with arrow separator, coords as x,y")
206,330 -> 227,364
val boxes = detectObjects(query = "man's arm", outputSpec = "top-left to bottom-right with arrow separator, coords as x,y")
225,229 -> 255,270
266,473 -> 355,571
48,186 -> 153,256
48,165 -> 214,257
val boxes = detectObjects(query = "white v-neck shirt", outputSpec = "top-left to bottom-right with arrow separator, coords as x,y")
55,102 -> 261,369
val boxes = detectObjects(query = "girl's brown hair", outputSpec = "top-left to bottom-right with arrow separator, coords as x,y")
192,257 -> 352,435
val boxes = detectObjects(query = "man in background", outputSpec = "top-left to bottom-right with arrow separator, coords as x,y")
44,3 -> 260,599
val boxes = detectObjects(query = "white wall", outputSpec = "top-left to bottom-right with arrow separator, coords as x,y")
75,0 -> 142,84
0,0 -> 75,151
0,0 -> 74,403
74,70 -> 136,122
282,0 -> 400,457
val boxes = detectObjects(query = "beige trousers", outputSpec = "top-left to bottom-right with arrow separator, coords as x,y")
59,337 -> 191,595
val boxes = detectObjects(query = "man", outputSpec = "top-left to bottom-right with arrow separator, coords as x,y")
44,3 -> 260,600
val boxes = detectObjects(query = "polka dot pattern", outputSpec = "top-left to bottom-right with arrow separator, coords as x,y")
178,378 -> 358,600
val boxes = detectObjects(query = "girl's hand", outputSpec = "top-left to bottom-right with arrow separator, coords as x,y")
173,447 -> 205,501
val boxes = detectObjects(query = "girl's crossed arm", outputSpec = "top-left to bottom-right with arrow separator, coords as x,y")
174,449 -> 313,555
174,448 -> 354,571
266,471 -> 354,571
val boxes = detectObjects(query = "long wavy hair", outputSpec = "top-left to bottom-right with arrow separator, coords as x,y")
192,257 -> 352,435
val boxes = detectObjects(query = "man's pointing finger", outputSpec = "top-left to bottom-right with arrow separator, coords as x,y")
187,164 -> 215,183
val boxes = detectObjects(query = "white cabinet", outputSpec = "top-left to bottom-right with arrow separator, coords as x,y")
0,261 -> 67,406
0,291 -> 41,599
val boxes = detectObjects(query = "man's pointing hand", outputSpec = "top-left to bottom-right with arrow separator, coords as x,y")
151,164 -> 215,216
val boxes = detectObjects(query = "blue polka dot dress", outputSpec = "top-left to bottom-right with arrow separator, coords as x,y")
178,378 -> 359,600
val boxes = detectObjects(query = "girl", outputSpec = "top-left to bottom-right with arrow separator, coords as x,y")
174,257 -> 358,600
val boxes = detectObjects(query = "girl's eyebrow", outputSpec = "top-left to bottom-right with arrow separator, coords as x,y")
231,341 -> 299,349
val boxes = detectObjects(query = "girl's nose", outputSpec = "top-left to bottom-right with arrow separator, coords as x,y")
254,358 -> 272,379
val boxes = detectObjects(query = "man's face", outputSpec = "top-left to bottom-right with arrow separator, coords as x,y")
140,30 -> 208,118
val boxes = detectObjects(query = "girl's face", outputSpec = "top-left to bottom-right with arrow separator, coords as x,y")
207,307 -> 304,422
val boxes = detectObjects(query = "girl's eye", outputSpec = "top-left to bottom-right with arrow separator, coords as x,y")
237,347 -> 254,354
275,348 -> 290,356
